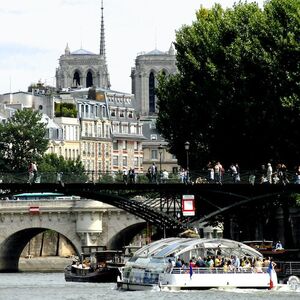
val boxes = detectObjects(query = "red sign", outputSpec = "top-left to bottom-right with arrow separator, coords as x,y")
29,206 -> 40,214
182,195 -> 195,216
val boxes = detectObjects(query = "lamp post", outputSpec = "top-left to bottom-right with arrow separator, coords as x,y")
184,141 -> 190,183
158,144 -> 163,183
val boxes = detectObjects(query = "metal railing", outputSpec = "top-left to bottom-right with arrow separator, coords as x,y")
0,169 -> 299,185
170,266 -> 270,274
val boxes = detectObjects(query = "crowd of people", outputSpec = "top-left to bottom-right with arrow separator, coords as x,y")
167,254 -> 276,274
26,159 -> 300,185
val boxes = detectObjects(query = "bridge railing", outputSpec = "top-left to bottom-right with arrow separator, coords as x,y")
0,170 -> 299,185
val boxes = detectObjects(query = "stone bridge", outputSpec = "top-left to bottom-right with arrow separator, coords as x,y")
0,198 -> 144,272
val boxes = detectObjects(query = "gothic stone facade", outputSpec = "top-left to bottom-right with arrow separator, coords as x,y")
56,46 -> 110,90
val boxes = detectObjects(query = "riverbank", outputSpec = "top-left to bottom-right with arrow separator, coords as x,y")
19,256 -> 73,272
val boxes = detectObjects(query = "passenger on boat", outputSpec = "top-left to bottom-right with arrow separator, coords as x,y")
232,255 -> 240,269
166,259 -> 175,273
242,259 -> 252,270
214,256 -> 222,267
175,258 -> 182,268
206,256 -> 214,268
195,257 -> 206,267
263,257 -> 270,267
254,257 -> 263,272
275,241 -> 283,250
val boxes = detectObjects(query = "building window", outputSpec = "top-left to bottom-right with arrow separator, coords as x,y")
123,156 -> 127,167
149,72 -> 155,113
150,122 -> 156,129
151,149 -> 158,160
113,141 -> 118,150
150,134 -> 157,140
130,124 -> 137,134
122,124 -> 128,134
134,142 -> 138,151
86,71 -> 93,88
84,124 -> 88,137
113,156 -> 118,166
73,71 -> 80,87
134,157 -> 138,168
122,140 -> 127,150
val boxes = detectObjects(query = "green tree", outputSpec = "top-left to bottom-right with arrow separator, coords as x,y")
39,153 -> 88,183
0,109 -> 48,172
156,0 -> 300,170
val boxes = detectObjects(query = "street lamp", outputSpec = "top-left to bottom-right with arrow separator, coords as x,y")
184,141 -> 190,183
158,144 -> 163,183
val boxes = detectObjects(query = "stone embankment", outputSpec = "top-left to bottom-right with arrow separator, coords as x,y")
19,256 -> 74,272
19,231 -> 76,272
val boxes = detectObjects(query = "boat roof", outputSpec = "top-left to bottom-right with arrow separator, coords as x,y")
133,238 -> 263,259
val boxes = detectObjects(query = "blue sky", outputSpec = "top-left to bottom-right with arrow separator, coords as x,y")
0,0 -> 264,94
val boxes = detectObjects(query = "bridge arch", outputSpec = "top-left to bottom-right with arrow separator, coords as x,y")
107,221 -> 147,249
0,226 -> 81,272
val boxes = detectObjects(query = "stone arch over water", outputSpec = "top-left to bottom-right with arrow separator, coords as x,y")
0,227 -> 81,272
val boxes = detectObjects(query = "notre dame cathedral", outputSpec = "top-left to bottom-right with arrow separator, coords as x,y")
55,1 -> 177,117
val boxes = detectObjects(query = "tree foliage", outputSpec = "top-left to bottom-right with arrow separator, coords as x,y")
55,102 -> 77,118
0,109 -> 48,171
38,153 -> 88,183
156,0 -> 300,170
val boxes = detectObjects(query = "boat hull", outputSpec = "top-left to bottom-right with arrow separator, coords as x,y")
117,269 -> 278,291
159,271 -> 278,290
65,265 -> 120,283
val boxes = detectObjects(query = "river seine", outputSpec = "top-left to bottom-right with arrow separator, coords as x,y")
0,272 -> 299,300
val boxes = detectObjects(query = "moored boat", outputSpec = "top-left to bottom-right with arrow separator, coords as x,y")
117,238 -> 278,291
65,250 -> 124,283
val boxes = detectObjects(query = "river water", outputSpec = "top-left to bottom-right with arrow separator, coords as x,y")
0,272 -> 299,300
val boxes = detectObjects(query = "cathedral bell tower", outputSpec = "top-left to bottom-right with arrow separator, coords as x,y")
55,0 -> 111,90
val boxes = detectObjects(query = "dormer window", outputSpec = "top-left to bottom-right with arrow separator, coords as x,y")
111,110 -> 116,117
150,134 -> 157,140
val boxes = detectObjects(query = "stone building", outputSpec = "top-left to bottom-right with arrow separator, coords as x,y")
55,3 -> 110,90
71,88 -> 112,176
131,45 -> 177,117
52,93 -> 81,161
131,46 -> 179,174
71,88 -> 144,178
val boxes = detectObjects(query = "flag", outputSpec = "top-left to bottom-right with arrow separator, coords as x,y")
29,206 -> 40,214
189,264 -> 193,279
267,261 -> 274,289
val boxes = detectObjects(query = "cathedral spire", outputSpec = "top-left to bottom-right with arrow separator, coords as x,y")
99,0 -> 106,60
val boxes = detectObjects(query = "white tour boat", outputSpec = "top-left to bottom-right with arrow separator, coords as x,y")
117,237 -> 278,291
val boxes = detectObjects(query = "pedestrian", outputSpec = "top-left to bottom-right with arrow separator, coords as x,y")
28,161 -> 34,183
295,166 -> 300,184
266,163 -> 273,184
207,162 -> 214,182
162,169 -> 169,183
229,163 -> 238,183
32,161 -> 38,183
128,167 -> 135,184
57,172 -> 63,184
150,163 -> 157,183
123,167 -> 128,184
